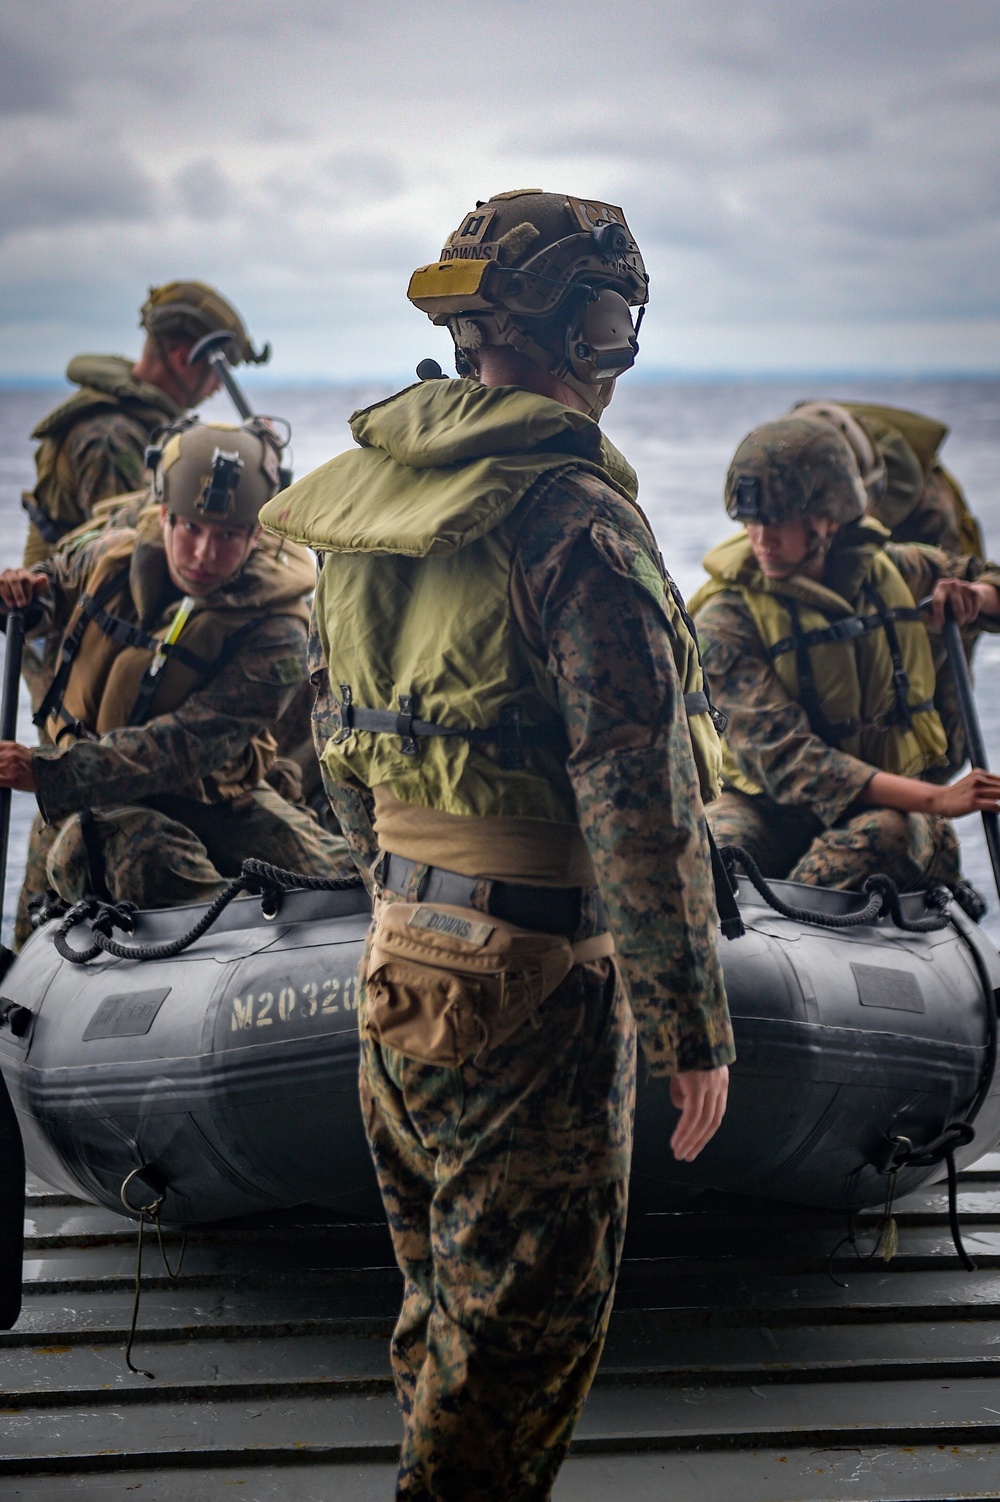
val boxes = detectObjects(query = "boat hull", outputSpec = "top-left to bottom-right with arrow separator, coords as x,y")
0,879 -> 997,1223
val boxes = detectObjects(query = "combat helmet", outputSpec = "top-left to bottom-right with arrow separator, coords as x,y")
791,400 -> 888,504
407,189 -> 648,416
149,420 -> 283,528
140,281 -> 269,367
725,416 -> 867,527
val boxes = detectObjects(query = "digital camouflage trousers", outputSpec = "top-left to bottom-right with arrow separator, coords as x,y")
707,789 -> 961,892
15,784 -> 354,947
360,948 -> 636,1502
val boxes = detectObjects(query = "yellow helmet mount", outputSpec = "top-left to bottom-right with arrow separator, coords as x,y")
407,190 -> 649,418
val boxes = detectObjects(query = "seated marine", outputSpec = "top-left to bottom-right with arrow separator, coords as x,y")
790,399 -> 984,558
0,419 -> 353,948
690,415 -> 1000,899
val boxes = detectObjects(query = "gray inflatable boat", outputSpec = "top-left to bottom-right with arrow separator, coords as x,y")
0,871 -> 996,1228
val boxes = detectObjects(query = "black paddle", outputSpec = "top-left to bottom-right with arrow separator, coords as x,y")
0,609 -> 26,1330
942,601 -> 1000,903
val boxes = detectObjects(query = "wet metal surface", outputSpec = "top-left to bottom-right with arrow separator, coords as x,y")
4,1163 -> 1000,1498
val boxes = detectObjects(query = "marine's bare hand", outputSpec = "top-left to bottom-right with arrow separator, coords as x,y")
0,743 -> 37,793
670,1065 -> 729,1162
0,569 -> 48,612
924,578 -> 1000,630
932,768 -> 1000,818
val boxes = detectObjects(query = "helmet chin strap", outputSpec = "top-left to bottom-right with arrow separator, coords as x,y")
456,313 -> 610,419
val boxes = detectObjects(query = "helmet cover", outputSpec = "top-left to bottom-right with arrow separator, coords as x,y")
725,416 -> 867,527
407,190 -> 649,415
151,421 -> 281,528
140,281 -> 268,366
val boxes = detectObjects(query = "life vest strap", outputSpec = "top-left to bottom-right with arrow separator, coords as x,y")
335,687 -> 566,771
20,495 -> 72,546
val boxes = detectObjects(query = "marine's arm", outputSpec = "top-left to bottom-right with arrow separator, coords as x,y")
696,591 -> 876,825
32,614 -> 308,822
513,478 -> 735,1081
884,543 -> 1000,629
0,528 -> 107,639
310,664 -> 379,887
55,413 -> 151,531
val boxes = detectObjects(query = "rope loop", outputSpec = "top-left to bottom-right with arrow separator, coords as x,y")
720,845 -> 950,933
49,860 -> 364,966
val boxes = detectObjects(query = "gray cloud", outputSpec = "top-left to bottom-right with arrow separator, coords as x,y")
0,0 -> 995,377
0,140 -> 158,240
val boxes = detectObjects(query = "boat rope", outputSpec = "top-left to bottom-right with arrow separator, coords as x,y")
51,859 -> 365,965
719,846 -> 952,933
120,1167 -> 188,1380
829,1121 -> 978,1283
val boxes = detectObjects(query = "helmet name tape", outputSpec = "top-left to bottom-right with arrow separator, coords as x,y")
199,449 -> 244,517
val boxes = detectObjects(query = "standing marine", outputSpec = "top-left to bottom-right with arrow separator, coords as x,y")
262,189 -> 734,1502
0,420 -> 352,948
691,415 -> 1000,898
22,281 -> 267,569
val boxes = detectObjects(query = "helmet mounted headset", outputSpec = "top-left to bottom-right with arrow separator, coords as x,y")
407,190 -> 649,417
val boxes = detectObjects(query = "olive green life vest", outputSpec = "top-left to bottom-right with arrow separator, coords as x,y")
39,511 -> 314,801
24,356 -> 182,564
690,526 -> 948,794
261,380 -> 723,827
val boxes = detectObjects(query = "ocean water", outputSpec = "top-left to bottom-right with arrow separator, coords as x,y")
1,377 -> 999,942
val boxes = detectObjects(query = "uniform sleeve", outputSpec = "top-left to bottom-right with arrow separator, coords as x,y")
307,609 -> 379,888
886,543 -> 1000,626
696,592 -> 876,826
61,413 -> 150,527
513,480 -> 734,1077
33,615 -> 308,823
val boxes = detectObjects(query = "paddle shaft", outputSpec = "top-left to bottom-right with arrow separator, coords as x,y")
0,611 -> 24,925
942,608 -> 1000,900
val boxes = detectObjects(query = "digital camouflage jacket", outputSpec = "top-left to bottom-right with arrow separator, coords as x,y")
695,533 -> 1000,825
28,519 -> 313,827
306,445 -> 735,1079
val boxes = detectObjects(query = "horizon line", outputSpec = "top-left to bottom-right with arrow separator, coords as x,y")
1,368 -> 999,390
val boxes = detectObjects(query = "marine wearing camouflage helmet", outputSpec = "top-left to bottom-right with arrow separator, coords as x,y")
22,280 -> 266,572
691,416 -> 1000,904
263,189 -> 733,1502
0,419 -> 352,949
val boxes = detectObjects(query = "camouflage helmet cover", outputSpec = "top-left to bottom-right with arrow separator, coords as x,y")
140,280 -> 267,366
407,189 -> 649,414
725,416 -> 867,527
790,400 -> 888,503
152,421 -> 281,528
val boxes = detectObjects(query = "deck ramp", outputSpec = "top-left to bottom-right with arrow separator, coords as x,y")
4,1161 -> 1000,1500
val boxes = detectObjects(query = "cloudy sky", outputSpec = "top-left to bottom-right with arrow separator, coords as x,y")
0,0 -> 997,380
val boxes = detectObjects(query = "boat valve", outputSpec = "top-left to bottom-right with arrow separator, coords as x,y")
0,999 -> 32,1037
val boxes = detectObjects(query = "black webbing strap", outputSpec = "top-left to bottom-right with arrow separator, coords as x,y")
21,496 -> 72,547
786,599 -> 853,746
127,618 -> 262,728
33,565 -> 132,729
768,604 -> 925,661
707,825 -> 745,940
336,688 -> 565,771
863,582 -> 914,732
78,808 -> 112,904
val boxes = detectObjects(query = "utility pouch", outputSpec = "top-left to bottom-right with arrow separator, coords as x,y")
362,900 -> 614,1067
